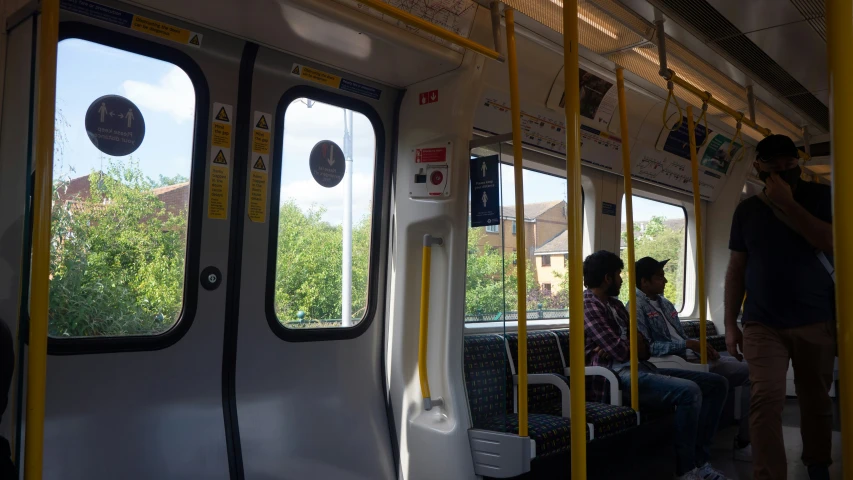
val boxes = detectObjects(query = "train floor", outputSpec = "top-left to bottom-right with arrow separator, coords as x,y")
709,397 -> 843,479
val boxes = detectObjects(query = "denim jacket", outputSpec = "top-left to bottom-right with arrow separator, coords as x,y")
627,288 -> 688,358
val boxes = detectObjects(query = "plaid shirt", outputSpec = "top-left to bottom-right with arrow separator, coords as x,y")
584,289 -> 654,403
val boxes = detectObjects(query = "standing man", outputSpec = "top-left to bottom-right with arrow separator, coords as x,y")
724,134 -> 835,480
583,251 -> 730,480
630,257 -> 751,461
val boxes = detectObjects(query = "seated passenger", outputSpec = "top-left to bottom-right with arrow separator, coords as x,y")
583,250 -> 730,480
630,257 -> 752,462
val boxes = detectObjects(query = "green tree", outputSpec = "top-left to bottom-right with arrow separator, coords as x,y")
272,201 -> 371,324
619,216 -> 685,307
49,160 -> 187,337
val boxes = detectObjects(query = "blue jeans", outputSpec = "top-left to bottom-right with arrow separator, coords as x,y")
618,368 -> 729,475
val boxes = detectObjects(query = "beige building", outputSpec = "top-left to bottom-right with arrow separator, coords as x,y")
533,231 -> 569,295
476,200 -> 567,283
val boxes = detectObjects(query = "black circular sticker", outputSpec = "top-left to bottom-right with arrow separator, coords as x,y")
309,140 -> 346,188
84,94 -> 146,157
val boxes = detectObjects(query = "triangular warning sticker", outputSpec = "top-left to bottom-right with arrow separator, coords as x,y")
253,156 -> 267,170
292,65 -> 301,76
189,35 -> 200,46
256,115 -> 269,130
215,107 -> 230,123
213,150 -> 228,165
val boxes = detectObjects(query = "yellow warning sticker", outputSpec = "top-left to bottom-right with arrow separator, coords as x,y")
215,105 -> 232,123
213,122 -> 231,148
253,156 -> 267,171
256,114 -> 269,130
248,170 -> 268,223
253,130 -> 270,155
60,1 -> 202,48
291,63 -> 341,89
213,149 -> 228,165
208,165 -> 229,219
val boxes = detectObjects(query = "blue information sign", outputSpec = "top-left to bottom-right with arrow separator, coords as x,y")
84,94 -> 145,157
470,155 -> 500,227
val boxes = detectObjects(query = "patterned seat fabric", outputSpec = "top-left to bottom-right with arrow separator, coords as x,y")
463,335 -> 512,428
504,332 -> 565,415
478,413 -> 579,458
585,402 -> 637,440
681,320 -> 719,338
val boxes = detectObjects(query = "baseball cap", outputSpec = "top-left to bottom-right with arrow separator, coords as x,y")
635,257 -> 669,281
756,134 -> 799,162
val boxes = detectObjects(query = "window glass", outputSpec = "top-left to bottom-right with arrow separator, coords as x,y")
619,195 -> 687,310
485,224 -> 499,233
465,162 -> 580,323
50,39 -> 195,338
274,99 -> 376,329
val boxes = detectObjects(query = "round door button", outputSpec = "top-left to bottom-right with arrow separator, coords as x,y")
430,171 -> 444,185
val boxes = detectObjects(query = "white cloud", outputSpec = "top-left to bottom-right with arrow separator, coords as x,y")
122,67 -> 195,124
282,172 -> 374,225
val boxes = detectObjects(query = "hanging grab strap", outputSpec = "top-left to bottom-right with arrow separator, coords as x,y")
729,117 -> 746,162
663,80 -> 684,131
697,96 -> 711,148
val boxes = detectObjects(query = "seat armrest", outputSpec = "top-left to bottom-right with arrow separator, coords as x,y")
513,373 -> 572,418
649,355 -> 709,372
563,366 -> 623,406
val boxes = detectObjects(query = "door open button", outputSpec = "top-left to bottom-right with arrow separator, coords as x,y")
430,170 -> 444,185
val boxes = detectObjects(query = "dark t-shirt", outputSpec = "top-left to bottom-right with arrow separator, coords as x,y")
729,181 -> 834,328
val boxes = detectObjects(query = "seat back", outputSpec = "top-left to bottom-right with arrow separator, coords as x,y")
504,332 -> 565,416
681,320 -> 718,338
463,335 -> 513,427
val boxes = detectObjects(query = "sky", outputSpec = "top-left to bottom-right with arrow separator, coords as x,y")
56,38 -> 678,228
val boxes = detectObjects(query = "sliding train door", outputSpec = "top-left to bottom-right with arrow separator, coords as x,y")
231,42 -> 398,478
0,1 -> 247,478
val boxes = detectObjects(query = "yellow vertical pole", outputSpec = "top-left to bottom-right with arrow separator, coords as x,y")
505,8 -> 528,438
827,0 -> 853,473
686,106 -> 708,365
616,68 -> 639,411
418,238 -> 433,410
563,0 -> 586,477
26,0 -> 60,478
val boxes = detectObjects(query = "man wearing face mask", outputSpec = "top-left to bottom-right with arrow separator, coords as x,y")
724,134 -> 835,480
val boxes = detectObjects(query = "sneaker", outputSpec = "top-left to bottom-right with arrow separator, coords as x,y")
807,464 -> 831,480
696,463 -> 733,480
732,435 -> 752,462
675,469 -> 701,480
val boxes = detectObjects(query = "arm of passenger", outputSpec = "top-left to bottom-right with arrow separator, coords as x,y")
782,201 -> 833,253
636,309 -> 687,357
584,305 -> 630,363
724,251 -> 747,332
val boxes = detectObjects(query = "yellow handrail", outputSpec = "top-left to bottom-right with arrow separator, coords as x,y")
505,8 -> 528,438
349,0 -> 504,61
827,0 -> 853,474
418,234 -> 442,410
563,0 -> 587,477
26,0 -> 60,477
667,70 -> 811,161
686,106 -> 708,365
616,68 -> 639,411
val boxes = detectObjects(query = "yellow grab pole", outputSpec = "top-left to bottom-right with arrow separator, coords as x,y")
418,235 -> 441,410
505,8 -> 528,438
351,0 -> 503,61
564,0 -> 587,477
616,68 -> 639,411
686,106 -> 708,365
26,0 -> 60,478
827,0 -> 853,473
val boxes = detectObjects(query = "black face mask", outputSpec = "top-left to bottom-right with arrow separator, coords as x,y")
759,165 -> 801,188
